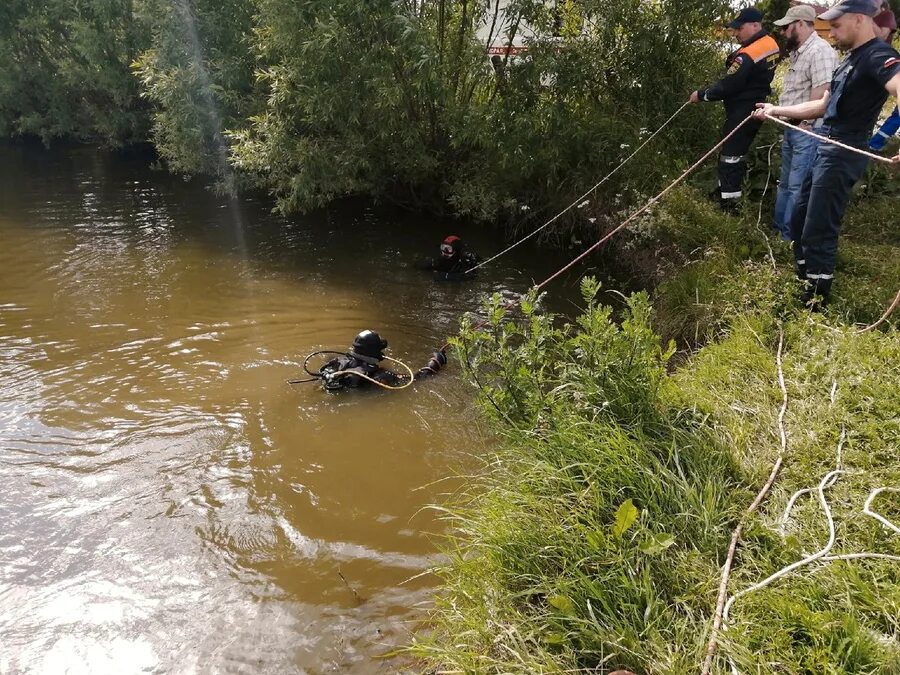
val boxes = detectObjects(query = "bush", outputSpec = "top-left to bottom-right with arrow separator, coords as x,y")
231,0 -> 731,220
413,279 -> 747,672
415,277 -> 900,673
0,0 -> 150,145
132,0 -> 258,185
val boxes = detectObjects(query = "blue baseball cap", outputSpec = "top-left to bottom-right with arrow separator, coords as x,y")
727,7 -> 764,28
819,0 -> 879,20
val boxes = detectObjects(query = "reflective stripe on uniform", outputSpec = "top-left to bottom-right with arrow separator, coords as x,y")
721,155 -> 745,164
721,191 -> 742,199
807,273 -> 834,280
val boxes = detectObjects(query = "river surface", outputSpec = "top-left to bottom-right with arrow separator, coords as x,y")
0,143 -> 584,674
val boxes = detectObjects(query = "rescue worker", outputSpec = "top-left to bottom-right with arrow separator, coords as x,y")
417,235 -> 480,281
689,7 -> 781,210
318,330 -> 447,391
874,0 -> 897,43
869,106 -> 900,148
771,4 -> 838,239
870,0 -> 899,150
753,0 -> 900,309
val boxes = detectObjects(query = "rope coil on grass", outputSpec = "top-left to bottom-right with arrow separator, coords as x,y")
706,375 -> 900,675
700,325 -> 788,675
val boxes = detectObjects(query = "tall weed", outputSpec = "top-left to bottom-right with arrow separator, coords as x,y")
416,276 -> 900,673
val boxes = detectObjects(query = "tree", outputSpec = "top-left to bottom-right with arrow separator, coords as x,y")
132,0 -> 258,185
0,0 -> 149,145
232,0 -> 732,223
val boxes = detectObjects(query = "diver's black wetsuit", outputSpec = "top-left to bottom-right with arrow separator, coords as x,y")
416,252 -> 480,280
319,351 -> 445,391
416,235 -> 480,281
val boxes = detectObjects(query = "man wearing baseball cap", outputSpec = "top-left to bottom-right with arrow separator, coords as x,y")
689,8 -> 781,210
754,0 -> 900,309
771,4 -> 838,239
874,0 -> 897,43
869,1 -> 899,151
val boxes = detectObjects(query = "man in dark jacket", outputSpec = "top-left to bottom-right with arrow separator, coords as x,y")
318,330 -> 447,391
690,7 -> 781,210
416,235 -> 480,281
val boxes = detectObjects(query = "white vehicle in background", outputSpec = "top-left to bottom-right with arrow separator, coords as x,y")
474,0 -> 582,84
479,1 -> 588,51
476,0 -> 541,58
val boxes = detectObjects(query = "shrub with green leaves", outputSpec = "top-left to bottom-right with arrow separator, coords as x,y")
415,277 -> 900,673
0,0 -> 149,145
132,0 -> 258,183
232,0 -> 730,220
415,279 -> 747,672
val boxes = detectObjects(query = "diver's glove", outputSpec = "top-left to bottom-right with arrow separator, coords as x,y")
417,350 -> 447,378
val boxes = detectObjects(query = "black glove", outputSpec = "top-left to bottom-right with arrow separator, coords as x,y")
421,351 -> 446,375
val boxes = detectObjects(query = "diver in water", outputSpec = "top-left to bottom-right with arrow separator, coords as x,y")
416,235 -> 480,281
317,330 -> 447,391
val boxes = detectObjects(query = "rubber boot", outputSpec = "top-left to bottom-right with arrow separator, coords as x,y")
799,278 -> 831,312
719,197 -> 740,214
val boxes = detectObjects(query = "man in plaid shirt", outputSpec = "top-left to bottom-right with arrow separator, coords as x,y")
772,4 -> 839,239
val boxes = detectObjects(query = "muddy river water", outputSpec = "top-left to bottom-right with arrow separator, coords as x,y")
0,143 -> 582,673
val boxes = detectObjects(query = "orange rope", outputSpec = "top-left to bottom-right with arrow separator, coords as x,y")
858,288 -> 900,333
440,112 -> 896,353
763,114 -> 894,164
439,115 -> 755,352
534,116 -> 754,291
464,101 -> 692,276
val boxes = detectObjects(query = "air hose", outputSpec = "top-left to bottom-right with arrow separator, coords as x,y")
288,350 -> 417,391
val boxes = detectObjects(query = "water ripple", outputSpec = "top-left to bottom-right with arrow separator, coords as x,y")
0,142 -> 503,673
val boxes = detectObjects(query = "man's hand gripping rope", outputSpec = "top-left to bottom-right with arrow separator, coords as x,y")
752,103 -> 900,164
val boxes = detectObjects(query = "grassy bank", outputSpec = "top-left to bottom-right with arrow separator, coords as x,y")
412,183 -> 899,673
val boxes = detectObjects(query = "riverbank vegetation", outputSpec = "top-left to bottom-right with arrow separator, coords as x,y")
2,0 -> 731,222
411,180 -> 899,671
414,274 -> 898,673
3,2 -> 898,672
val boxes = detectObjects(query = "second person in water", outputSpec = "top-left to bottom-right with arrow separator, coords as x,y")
417,235 -> 480,281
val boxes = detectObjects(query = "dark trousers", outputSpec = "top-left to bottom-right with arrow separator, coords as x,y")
718,100 -> 763,200
790,141 -> 869,298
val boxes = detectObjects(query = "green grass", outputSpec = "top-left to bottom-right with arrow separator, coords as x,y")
411,185 -> 899,673
677,318 -> 900,673
634,183 -> 899,348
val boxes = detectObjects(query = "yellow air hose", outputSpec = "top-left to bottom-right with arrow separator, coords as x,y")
322,354 -> 416,391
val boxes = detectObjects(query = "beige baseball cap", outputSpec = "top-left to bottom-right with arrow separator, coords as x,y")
774,4 -> 818,25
